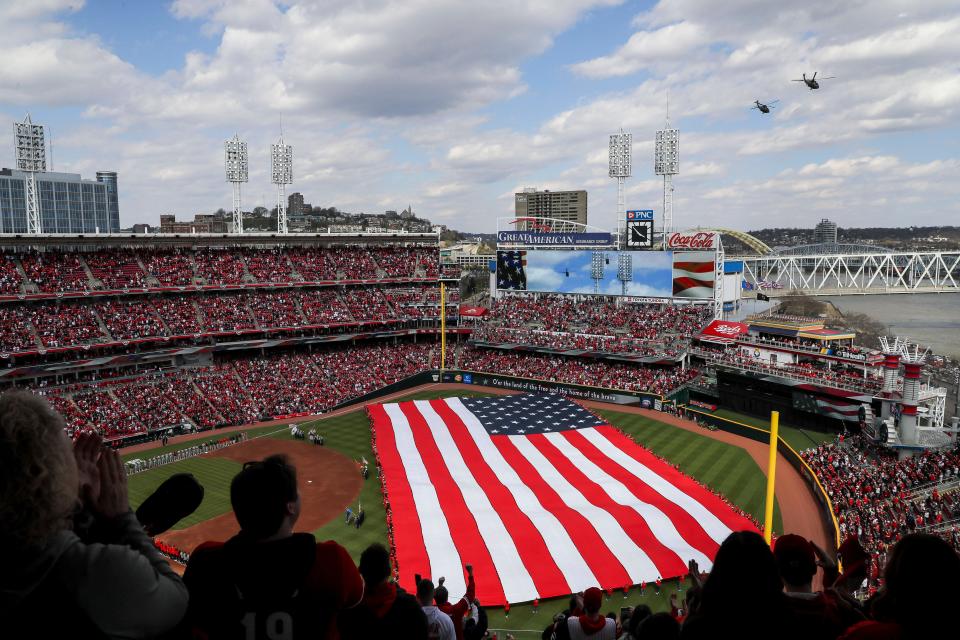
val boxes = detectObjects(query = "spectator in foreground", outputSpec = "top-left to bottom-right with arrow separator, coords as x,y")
681,531 -> 800,640
435,563 -> 476,640
617,603 -> 652,640
0,391 -> 188,638
636,612 -> 680,640
566,587 -> 617,639
417,578 -> 456,640
183,455 -> 364,639
841,533 -> 960,639
773,534 -> 863,639
339,543 -> 427,640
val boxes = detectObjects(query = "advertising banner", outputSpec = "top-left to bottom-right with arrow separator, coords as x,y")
496,231 -> 612,246
667,231 -> 718,251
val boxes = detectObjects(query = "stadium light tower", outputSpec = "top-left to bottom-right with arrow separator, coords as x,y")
609,130 -> 632,247
655,106 -> 679,247
591,251 -> 605,294
225,134 -> 248,234
617,252 -> 633,296
14,114 -> 46,234
271,127 -> 293,234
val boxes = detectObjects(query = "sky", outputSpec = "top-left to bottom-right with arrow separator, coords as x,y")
2,0 -> 959,233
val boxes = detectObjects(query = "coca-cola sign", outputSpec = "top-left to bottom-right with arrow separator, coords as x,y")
667,231 -> 717,250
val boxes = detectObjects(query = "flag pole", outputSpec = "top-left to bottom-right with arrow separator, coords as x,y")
440,281 -> 446,371
763,411 -> 779,544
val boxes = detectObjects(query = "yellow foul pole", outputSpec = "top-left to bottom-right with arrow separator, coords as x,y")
763,411 -> 780,544
440,282 -> 446,370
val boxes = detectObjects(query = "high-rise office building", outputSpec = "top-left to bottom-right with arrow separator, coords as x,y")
0,168 -> 120,233
514,189 -> 588,226
288,192 -> 304,217
814,218 -> 838,244
96,171 -> 120,232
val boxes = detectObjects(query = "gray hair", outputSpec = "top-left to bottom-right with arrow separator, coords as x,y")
0,392 -> 78,548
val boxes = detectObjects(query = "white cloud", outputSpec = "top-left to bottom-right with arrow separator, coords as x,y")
2,0 -> 959,233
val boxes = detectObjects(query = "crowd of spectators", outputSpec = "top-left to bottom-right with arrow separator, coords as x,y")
85,249 -> 147,290
475,294 -> 711,359
6,389 -> 960,640
0,285 -> 448,354
30,341 -> 441,440
802,436 -> 960,593
0,254 -> 23,294
0,245 -> 438,294
694,347 -> 884,393
458,346 -> 699,395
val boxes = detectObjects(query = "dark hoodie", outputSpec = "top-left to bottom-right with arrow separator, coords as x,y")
0,511 -> 188,639
338,580 -> 428,640
183,532 -> 364,640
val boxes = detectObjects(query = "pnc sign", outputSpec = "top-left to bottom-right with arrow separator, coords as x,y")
667,231 -> 717,250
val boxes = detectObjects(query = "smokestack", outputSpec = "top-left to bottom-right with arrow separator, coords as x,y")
898,343 -> 926,448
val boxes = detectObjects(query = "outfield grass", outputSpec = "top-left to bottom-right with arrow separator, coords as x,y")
593,409 -> 782,533
709,408 -> 837,452
126,389 -> 785,630
128,457 -> 242,529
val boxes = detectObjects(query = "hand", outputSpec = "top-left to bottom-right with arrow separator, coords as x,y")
74,431 -> 103,507
93,447 -> 129,519
438,576 -> 446,586
687,558 -> 700,576
466,563 -> 473,575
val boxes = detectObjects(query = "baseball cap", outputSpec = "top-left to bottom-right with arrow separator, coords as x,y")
774,534 -> 817,584
583,587 -> 603,613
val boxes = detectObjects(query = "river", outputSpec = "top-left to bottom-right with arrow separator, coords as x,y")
820,294 -> 960,358
727,293 -> 960,358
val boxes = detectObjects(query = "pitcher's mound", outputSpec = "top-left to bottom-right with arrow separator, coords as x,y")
161,438 -> 363,553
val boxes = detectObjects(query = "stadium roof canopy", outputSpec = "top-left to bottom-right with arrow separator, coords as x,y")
0,232 -> 439,250
702,228 -> 772,255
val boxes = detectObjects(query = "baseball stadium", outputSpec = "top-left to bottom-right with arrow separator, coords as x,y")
4,218 -> 958,640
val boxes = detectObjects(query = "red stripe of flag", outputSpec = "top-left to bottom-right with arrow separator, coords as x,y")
562,429 -> 721,560
491,436 -> 632,589
368,403 -> 430,595
673,261 -> 715,273
673,276 -> 714,294
528,433 -> 688,579
398,402 -> 506,604
599,427 -> 757,533
430,400 -> 571,597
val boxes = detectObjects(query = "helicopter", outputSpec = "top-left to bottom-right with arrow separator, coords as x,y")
751,99 -> 779,114
792,72 -> 835,90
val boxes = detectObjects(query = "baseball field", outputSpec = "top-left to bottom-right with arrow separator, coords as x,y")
126,384 -> 819,637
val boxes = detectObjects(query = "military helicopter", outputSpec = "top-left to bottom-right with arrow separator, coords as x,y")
751,99 -> 779,114
792,72 -> 835,90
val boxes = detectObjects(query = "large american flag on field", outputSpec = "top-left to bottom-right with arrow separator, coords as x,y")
369,394 -> 757,604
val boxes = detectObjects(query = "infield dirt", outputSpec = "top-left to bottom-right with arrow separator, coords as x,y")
159,438 -> 363,554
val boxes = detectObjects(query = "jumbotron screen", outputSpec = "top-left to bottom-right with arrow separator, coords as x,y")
496,249 -> 716,299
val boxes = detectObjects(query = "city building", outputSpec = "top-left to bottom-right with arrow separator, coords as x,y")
514,188 -> 587,226
814,218 -> 838,244
0,168 -> 120,233
159,212 -> 229,233
288,192 -> 304,218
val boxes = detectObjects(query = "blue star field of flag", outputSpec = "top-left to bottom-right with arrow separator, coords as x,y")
496,251 -> 527,290
461,394 -> 607,436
